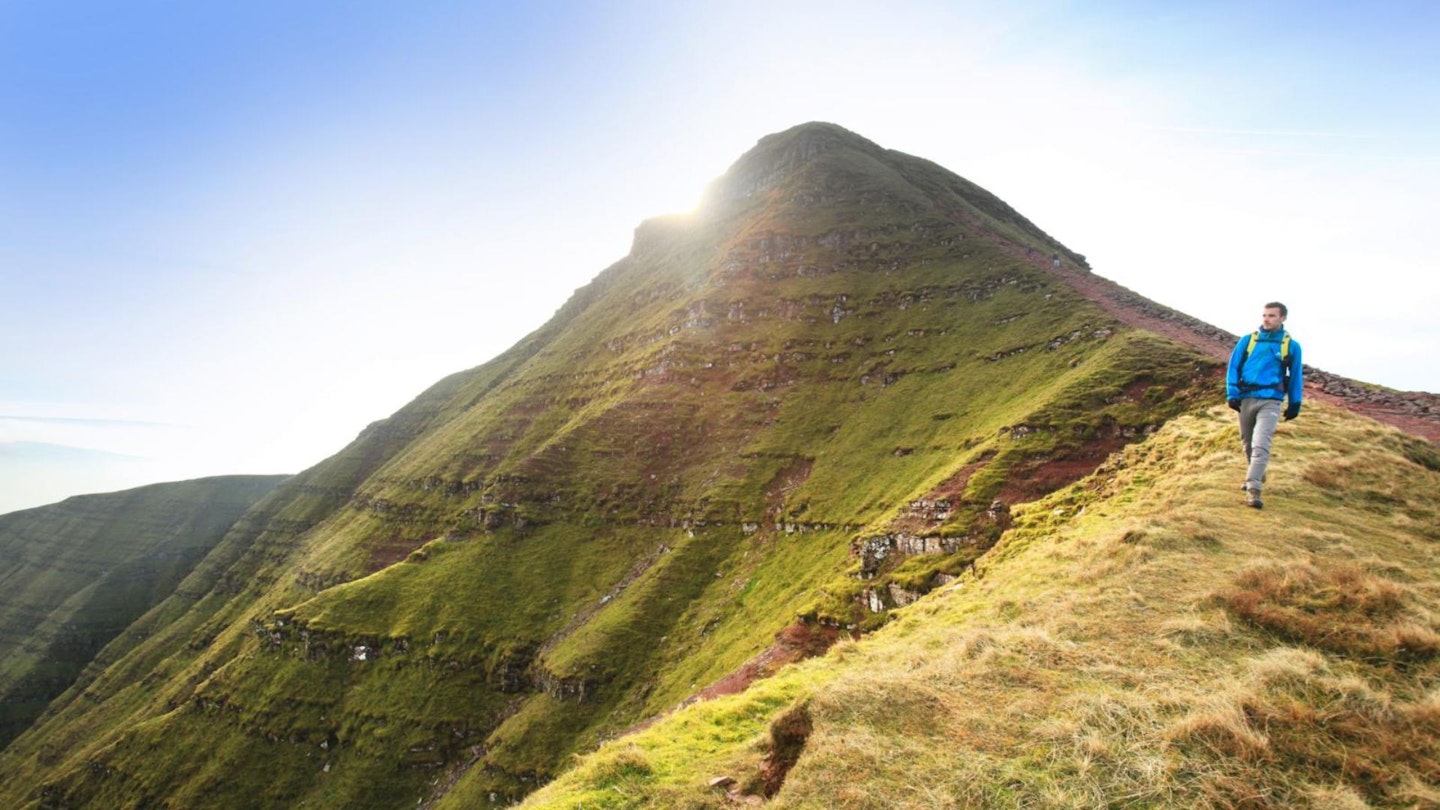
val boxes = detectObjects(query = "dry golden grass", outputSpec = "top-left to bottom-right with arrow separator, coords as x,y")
523,404 -> 1440,809
1221,560 -> 1440,664
1162,645 -> 1440,808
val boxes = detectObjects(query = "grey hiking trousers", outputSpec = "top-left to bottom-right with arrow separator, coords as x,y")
1238,398 -> 1283,492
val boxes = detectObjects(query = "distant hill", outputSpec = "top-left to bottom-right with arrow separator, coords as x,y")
0,475 -> 287,748
0,123 -> 1434,809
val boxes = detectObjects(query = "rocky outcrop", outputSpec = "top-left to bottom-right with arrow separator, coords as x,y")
1307,368 -> 1439,417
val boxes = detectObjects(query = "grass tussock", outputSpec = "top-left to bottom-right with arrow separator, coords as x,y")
1222,560 -> 1440,665
1166,692 -> 1273,764
1158,610 -> 1236,648
1167,647 -> 1440,808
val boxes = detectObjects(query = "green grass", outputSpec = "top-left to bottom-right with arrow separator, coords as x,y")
0,123 -> 1380,810
522,402 -> 1440,809
0,475 -> 285,748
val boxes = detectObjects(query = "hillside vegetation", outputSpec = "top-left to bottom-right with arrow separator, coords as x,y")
3,123 -> 1431,809
0,475 -> 286,748
523,403 -> 1440,809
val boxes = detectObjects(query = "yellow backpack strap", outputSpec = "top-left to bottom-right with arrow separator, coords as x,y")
1245,331 -> 1289,361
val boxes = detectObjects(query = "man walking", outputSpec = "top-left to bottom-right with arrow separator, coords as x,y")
1226,302 -> 1303,509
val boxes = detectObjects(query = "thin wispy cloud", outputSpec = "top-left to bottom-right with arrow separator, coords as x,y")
1152,126 -> 1438,162
0,415 -> 183,429
0,441 -> 144,461
1157,126 -> 1374,139
1179,147 -> 1437,161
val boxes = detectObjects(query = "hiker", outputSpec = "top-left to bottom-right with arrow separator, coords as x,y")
1226,302 -> 1303,509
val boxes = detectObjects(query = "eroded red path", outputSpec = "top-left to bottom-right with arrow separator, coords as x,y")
1008,244 -> 1440,443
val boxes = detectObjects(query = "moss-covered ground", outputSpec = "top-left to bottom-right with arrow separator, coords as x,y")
521,402 -> 1440,809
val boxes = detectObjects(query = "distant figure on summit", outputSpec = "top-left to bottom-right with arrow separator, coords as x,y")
1226,302 -> 1303,509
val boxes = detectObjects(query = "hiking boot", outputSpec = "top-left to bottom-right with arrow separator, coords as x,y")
1246,489 -> 1264,509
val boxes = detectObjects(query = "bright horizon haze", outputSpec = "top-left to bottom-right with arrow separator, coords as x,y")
3,1 -> 1438,515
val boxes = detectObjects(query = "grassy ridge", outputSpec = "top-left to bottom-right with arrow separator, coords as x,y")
0,123 -> 1229,808
522,403 -> 1440,808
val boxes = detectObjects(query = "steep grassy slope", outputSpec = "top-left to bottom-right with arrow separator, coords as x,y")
0,335 -> 561,805
0,475 -> 286,748
523,403 -> 1440,809
1,123 -> 1225,808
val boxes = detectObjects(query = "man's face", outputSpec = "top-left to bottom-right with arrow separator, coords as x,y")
1261,307 -> 1286,331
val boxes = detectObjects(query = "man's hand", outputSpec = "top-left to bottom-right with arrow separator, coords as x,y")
1228,398 -> 1241,412
1284,403 -> 1301,421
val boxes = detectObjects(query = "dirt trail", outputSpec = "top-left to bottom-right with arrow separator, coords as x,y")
1007,244 -> 1440,443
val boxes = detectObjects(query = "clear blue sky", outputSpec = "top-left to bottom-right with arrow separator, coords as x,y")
3,1 -> 1438,514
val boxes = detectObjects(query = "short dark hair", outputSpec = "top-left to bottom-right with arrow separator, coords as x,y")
1264,301 -> 1288,318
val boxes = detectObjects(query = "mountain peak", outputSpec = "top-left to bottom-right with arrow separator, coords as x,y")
756,120 -> 881,155
703,121 -> 886,205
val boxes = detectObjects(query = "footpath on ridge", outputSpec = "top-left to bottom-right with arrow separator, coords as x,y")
999,242 -> 1440,443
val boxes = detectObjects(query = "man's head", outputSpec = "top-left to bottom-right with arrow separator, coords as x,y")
1261,302 -> 1287,331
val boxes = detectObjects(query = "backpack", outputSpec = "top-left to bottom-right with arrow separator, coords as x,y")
1245,330 -> 1290,362
1237,330 -> 1291,392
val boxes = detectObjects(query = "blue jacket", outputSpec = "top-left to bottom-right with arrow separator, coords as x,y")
1227,328 -> 1303,403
